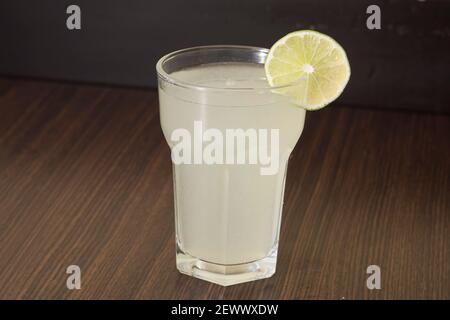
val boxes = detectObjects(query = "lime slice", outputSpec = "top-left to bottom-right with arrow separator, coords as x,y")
265,30 -> 351,110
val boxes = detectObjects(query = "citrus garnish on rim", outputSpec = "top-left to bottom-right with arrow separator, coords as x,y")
265,30 -> 351,110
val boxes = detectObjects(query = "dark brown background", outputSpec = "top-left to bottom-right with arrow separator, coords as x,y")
0,0 -> 449,112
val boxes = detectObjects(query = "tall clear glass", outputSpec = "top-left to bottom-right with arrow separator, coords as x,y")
156,46 -> 306,286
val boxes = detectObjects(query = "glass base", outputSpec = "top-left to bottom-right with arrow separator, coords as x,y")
176,245 -> 277,286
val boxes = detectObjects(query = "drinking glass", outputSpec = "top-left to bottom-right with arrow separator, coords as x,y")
157,46 -> 306,286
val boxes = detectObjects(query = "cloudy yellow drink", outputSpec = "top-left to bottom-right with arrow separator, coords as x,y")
159,61 -> 305,285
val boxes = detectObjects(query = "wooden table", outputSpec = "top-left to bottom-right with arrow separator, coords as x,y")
0,78 -> 448,299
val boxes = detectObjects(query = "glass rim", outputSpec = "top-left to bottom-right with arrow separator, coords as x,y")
156,45 -> 301,92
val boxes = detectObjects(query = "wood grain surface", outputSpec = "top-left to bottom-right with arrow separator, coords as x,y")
0,78 -> 448,300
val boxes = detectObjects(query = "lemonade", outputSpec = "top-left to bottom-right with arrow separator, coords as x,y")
159,60 -> 305,285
